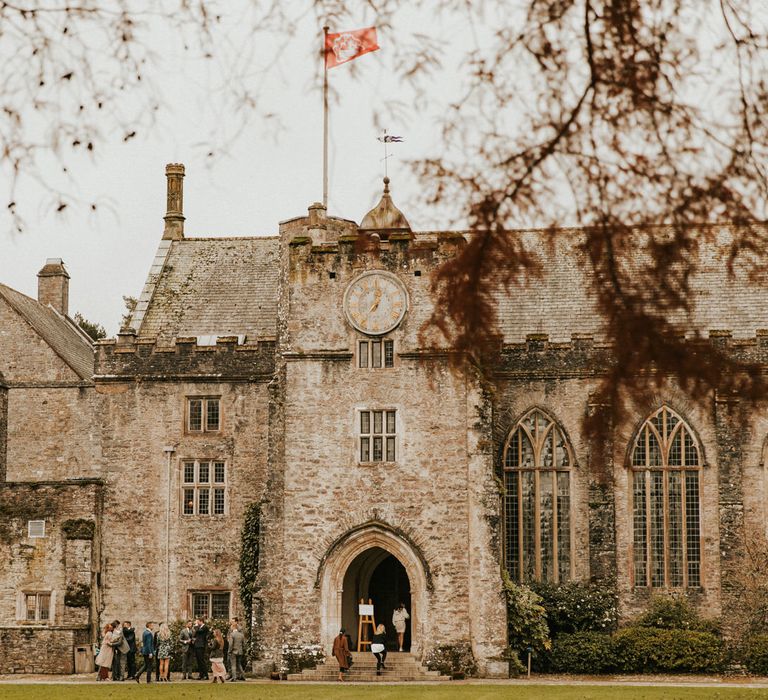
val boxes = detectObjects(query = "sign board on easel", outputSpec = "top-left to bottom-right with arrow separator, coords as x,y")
357,598 -> 376,652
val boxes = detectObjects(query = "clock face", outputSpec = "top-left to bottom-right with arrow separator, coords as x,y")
343,271 -> 408,335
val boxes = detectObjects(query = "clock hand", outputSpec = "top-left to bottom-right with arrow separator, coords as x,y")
369,288 -> 383,313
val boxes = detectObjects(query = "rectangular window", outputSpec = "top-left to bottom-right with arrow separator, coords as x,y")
358,340 -> 395,369
187,397 -> 221,433
191,591 -> 231,620
24,592 -> 51,622
384,340 -> 394,368
359,409 -> 397,463
181,460 -> 227,516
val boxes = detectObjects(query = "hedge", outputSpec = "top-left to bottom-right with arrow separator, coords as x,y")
612,627 -> 726,674
742,634 -> 768,676
548,631 -> 615,674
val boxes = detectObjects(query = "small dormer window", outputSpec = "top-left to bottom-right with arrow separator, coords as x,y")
28,520 -> 46,538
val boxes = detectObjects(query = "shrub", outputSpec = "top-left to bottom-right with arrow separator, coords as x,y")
280,643 -> 324,674
504,576 -> 551,659
633,595 -> 719,635
425,642 -> 478,677
741,634 -> 768,676
531,581 -> 619,636
613,627 -> 726,674
548,631 -> 615,674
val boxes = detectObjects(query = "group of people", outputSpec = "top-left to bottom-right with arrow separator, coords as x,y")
332,602 -> 410,681
94,617 -> 245,683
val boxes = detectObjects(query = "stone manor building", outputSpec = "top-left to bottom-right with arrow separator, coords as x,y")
1,164 -> 767,675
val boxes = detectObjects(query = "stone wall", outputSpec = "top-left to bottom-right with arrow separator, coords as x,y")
0,480 -> 101,646
256,211 -> 507,674
0,626 -> 90,674
5,386 -> 100,481
94,339 -> 273,629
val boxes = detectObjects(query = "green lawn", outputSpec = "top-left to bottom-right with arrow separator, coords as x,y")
1,685 -> 768,700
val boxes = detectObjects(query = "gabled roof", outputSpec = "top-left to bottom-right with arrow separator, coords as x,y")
0,283 -> 94,380
136,237 -> 280,342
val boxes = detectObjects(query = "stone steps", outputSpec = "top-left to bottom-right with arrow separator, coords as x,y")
287,652 -> 450,682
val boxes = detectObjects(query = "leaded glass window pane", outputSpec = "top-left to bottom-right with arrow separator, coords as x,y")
211,593 -> 230,619
384,340 -> 394,368
539,471 -> 553,582
556,472 -> 571,582
521,470 -> 536,581
372,341 -> 382,368
188,399 -> 202,432
633,471 -> 648,584
213,488 -> 225,515
361,411 -> 370,434
192,593 -> 209,619
373,436 -> 383,461
198,489 -> 209,515
183,463 -> 195,483
206,400 -> 220,431
214,462 -> 225,483
502,409 -> 573,584
373,411 -> 383,434
38,594 -> 50,621
630,406 -> 702,588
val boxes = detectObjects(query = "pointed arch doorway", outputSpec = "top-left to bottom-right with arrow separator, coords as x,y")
341,547 -> 412,650
318,524 -> 428,656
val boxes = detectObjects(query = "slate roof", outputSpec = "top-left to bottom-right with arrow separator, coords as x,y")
136,237 -> 280,342
0,283 -> 94,380
493,224 -> 768,343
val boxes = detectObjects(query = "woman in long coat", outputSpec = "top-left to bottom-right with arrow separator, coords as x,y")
331,628 -> 351,682
94,623 -> 114,680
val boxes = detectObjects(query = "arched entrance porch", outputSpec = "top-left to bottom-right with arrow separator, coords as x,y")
341,547 -> 412,650
318,524 -> 429,657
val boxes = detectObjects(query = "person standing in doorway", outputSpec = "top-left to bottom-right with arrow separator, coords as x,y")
193,618 -> 210,680
332,627 -> 351,682
123,621 -> 137,680
392,603 -> 410,652
370,623 -> 387,674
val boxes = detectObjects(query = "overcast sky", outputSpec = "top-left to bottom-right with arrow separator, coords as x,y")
1,4 -> 473,335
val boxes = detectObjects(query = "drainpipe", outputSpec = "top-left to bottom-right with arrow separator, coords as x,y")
163,446 -> 176,622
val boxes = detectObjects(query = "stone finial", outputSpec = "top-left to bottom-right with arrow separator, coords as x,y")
163,163 -> 185,240
37,258 -> 70,316
360,177 -> 411,236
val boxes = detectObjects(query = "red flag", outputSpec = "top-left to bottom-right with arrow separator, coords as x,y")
325,27 -> 379,69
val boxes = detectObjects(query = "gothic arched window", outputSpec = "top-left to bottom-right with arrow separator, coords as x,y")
630,406 -> 702,588
503,409 -> 573,583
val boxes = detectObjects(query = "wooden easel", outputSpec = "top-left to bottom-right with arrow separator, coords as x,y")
357,598 -> 376,652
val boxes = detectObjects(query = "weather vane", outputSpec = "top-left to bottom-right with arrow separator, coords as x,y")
377,130 -> 404,178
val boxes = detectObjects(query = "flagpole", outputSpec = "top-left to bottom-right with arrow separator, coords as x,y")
322,25 -> 329,208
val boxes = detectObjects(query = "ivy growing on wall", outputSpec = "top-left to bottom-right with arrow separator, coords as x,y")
239,503 -> 261,658
62,519 -> 95,540
0,491 -> 57,544
64,582 -> 91,607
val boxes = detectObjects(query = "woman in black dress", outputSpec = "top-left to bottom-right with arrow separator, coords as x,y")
370,624 -> 387,673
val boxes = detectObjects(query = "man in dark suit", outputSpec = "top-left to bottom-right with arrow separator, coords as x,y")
136,622 -> 154,683
123,621 -> 137,680
193,618 -> 210,680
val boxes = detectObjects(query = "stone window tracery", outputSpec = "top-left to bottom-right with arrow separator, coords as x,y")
23,592 -> 51,622
502,409 -> 573,583
630,405 -> 702,588
186,396 -> 220,433
358,339 -> 395,368
359,409 -> 397,462
190,591 -> 230,620
181,460 -> 227,516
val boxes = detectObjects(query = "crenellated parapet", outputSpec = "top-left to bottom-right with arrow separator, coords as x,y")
94,334 -> 276,382
496,330 -> 768,379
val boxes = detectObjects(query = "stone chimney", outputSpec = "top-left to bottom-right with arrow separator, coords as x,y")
163,163 -> 185,240
37,258 -> 70,315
